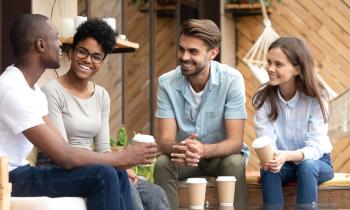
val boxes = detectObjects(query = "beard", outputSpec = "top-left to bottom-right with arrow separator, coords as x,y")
180,59 -> 207,77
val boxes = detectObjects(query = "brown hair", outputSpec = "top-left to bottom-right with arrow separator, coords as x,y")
180,19 -> 221,50
252,37 -> 328,122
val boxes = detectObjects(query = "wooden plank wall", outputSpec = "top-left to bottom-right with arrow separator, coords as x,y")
123,0 -> 177,139
236,0 -> 350,171
123,1 -> 151,138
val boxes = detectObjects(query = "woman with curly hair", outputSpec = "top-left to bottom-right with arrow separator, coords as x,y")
253,36 -> 334,207
40,18 -> 169,210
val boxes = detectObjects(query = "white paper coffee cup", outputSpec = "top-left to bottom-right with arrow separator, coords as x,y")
216,176 -> 236,206
252,136 -> 274,165
132,134 -> 155,144
132,134 -> 156,166
187,178 -> 207,209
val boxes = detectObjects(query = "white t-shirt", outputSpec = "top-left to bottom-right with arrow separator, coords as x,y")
188,83 -> 203,121
0,66 -> 48,171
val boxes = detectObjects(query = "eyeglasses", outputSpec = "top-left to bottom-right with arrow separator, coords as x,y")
75,47 -> 105,64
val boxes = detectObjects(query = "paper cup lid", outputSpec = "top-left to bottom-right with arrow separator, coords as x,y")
132,134 -> 155,143
252,136 -> 271,149
216,176 -> 236,182
186,178 -> 207,184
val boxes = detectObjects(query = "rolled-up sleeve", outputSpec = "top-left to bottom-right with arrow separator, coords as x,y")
155,79 -> 175,118
224,73 -> 247,119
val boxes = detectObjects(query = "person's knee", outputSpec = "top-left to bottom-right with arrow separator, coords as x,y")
220,154 -> 245,175
297,160 -> 318,177
261,169 -> 278,179
153,183 -> 168,197
154,154 -> 173,172
95,165 -> 119,182
155,154 -> 171,166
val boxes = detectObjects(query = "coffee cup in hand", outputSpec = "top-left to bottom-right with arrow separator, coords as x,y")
216,176 -> 236,207
132,133 -> 155,144
132,134 -> 156,166
252,136 -> 274,165
186,178 -> 207,209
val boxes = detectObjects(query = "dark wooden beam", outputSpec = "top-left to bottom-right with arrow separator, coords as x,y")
1,0 -> 31,73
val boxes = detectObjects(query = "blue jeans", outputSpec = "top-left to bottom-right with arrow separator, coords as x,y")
10,164 -> 134,210
130,178 -> 170,210
260,154 -> 334,206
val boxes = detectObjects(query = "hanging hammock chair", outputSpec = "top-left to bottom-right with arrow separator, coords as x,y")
243,0 -> 338,99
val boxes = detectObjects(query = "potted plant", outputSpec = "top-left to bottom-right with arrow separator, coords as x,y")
110,126 -> 155,182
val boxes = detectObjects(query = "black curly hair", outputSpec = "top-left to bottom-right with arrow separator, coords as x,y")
72,18 -> 116,57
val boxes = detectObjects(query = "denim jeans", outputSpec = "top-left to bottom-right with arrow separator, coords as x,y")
260,154 -> 334,205
130,178 -> 170,210
10,164 -> 134,210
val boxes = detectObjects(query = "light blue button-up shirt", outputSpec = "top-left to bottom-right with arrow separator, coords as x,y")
254,89 -> 332,160
156,61 -> 249,158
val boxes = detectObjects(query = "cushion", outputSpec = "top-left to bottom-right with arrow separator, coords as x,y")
319,173 -> 350,188
11,197 -> 86,210
246,171 -> 350,189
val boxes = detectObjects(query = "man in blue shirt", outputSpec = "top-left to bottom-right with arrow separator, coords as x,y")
154,19 -> 248,209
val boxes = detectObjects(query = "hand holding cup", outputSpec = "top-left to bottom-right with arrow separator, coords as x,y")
252,136 -> 274,169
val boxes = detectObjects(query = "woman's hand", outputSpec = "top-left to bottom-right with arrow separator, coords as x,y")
127,169 -> 138,185
265,151 -> 287,173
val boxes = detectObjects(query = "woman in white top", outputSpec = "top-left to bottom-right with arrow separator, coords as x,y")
40,18 -> 169,210
253,37 -> 334,207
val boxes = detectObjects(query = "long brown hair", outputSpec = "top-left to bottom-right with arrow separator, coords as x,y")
252,37 -> 328,122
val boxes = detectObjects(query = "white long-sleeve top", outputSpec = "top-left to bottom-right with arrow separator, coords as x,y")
254,89 -> 332,160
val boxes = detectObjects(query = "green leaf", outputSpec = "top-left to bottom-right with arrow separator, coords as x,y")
117,126 -> 128,147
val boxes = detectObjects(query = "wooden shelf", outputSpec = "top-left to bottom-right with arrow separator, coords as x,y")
59,37 -> 139,54
225,3 -> 270,16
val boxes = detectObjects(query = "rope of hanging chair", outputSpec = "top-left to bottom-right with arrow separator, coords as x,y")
243,0 -> 279,69
259,0 -> 269,23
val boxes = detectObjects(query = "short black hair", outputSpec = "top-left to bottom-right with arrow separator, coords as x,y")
72,18 -> 116,56
10,14 -> 49,57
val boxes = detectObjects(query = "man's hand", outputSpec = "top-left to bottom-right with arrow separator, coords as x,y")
182,139 -> 203,166
127,169 -> 138,185
170,134 -> 203,167
171,142 -> 188,166
122,143 -> 158,167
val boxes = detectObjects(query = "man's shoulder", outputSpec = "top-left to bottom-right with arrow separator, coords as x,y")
214,61 -> 243,77
0,66 -> 26,96
158,67 -> 181,84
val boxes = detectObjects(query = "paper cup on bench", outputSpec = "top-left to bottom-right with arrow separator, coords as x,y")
216,176 -> 236,207
186,178 -> 207,209
0,183 -> 12,210
252,136 -> 274,165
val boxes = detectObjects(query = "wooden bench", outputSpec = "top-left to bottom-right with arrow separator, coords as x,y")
0,156 -> 87,210
178,172 -> 350,208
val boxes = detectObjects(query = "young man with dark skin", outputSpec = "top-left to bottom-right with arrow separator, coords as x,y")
154,19 -> 248,209
0,14 -> 157,210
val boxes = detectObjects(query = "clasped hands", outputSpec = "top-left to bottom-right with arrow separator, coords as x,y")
170,134 -> 205,167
